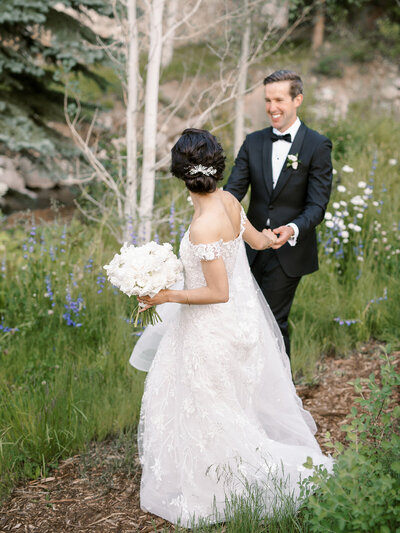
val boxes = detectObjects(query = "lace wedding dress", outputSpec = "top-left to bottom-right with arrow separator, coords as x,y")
130,208 -> 333,527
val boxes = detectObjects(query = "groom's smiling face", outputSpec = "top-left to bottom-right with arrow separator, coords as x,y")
264,80 -> 303,133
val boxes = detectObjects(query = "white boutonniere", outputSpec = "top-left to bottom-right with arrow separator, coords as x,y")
286,154 -> 300,170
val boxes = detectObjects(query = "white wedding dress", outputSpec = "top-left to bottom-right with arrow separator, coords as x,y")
130,208 -> 333,527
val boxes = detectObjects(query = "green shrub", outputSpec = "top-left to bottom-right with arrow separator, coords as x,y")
312,55 -> 344,78
300,350 -> 400,532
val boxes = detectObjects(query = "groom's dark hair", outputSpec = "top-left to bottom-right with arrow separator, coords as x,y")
171,128 -> 225,194
263,70 -> 303,99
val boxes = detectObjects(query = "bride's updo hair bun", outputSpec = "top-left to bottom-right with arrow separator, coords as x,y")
171,128 -> 226,194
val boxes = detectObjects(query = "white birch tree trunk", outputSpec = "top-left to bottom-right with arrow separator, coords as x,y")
124,0 -> 139,241
233,2 -> 251,156
139,0 -> 165,242
162,0 -> 178,68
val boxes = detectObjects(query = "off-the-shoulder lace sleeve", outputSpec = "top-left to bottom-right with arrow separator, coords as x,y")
190,240 -> 224,261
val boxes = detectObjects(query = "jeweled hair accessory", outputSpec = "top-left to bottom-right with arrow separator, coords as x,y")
188,165 -> 217,176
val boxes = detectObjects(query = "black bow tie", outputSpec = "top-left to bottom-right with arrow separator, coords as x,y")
271,132 -> 292,143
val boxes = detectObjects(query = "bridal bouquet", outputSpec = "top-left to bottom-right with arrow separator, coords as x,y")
104,241 -> 183,327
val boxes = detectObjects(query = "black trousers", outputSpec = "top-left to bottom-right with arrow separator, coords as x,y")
251,249 -> 301,358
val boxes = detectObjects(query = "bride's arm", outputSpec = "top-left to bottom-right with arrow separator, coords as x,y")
243,218 -> 277,250
139,256 -> 229,308
139,222 -> 229,308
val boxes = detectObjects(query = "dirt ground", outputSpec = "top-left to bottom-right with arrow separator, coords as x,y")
0,341 -> 398,533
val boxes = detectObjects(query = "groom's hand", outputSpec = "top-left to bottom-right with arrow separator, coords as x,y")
271,226 -> 294,249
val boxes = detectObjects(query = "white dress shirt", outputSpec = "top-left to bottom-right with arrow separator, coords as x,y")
271,118 -> 301,246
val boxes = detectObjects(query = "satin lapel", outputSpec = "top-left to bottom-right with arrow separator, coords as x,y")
262,128 -> 273,196
272,123 -> 307,201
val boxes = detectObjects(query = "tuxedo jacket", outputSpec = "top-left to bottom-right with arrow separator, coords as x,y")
225,122 -> 333,277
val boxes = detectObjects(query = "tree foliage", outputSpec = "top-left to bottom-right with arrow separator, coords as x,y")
0,0 -> 112,179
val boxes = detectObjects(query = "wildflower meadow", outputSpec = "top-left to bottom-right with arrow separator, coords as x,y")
0,113 -> 399,530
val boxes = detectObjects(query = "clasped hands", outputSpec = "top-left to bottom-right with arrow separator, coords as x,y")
262,225 -> 294,250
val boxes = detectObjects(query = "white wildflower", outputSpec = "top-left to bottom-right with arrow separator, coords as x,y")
325,220 -> 334,229
357,181 -> 367,188
388,158 -> 397,166
337,185 -> 346,192
342,165 -> 354,173
332,202 -> 340,210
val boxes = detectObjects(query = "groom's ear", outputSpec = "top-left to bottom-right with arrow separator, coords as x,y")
294,94 -> 303,108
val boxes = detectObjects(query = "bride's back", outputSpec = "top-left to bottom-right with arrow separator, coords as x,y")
189,190 -> 242,245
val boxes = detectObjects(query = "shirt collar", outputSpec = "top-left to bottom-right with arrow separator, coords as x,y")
272,117 -> 301,141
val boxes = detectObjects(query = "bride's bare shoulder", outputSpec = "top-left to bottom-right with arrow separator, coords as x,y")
189,213 -> 223,245
221,190 -> 242,213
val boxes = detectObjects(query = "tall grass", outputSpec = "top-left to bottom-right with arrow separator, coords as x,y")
0,218 -> 145,499
289,114 -> 400,378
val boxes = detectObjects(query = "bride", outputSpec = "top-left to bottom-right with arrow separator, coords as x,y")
130,128 -> 332,527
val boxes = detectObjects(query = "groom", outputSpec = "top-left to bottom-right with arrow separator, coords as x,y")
225,70 -> 333,358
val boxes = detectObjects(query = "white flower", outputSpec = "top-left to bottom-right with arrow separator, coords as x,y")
356,213 -> 363,219
341,230 -> 349,239
357,181 -> 367,188
104,241 -> 183,298
325,220 -> 334,228
47,310 -> 54,315
286,154 -> 300,170
388,158 -> 397,166
0,182 -> 8,197
340,200 -> 347,206
353,224 -> 362,232
337,185 -> 346,192
332,202 -> 340,209
373,201 -> 379,207
350,195 -> 366,207
342,165 -> 354,173
364,187 -> 373,195
332,169 -> 338,175
325,212 -> 333,220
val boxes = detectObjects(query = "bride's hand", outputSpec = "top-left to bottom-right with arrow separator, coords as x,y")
262,228 -> 278,248
138,290 -> 170,311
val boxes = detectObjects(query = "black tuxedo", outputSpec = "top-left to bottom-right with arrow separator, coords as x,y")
225,121 -> 333,355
